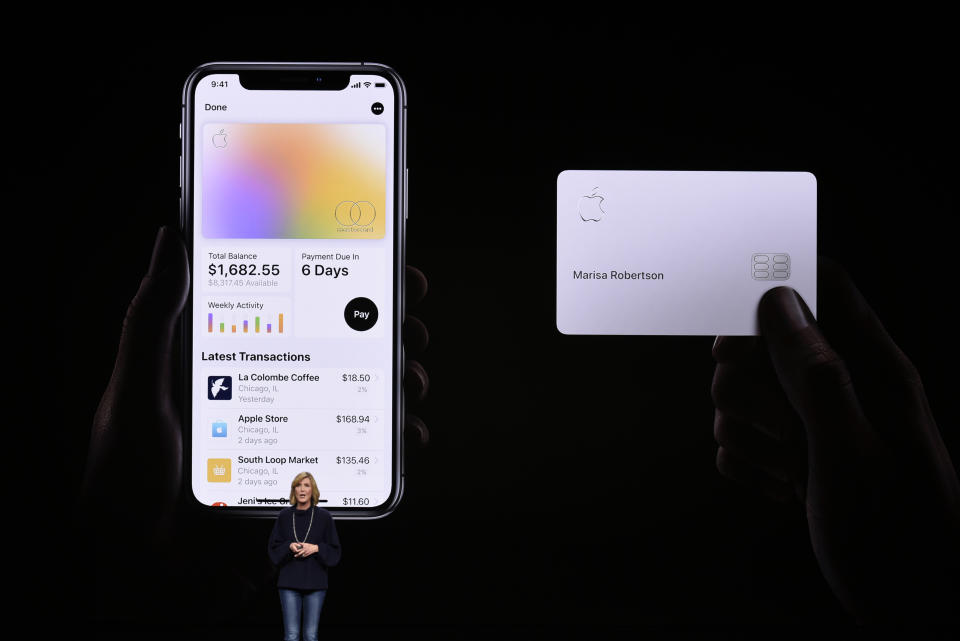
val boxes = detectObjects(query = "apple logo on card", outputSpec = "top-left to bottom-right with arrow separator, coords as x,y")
212,128 -> 227,148
578,187 -> 605,222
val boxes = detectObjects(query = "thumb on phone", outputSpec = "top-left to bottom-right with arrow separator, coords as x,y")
80,226 -> 190,522
117,225 -> 190,385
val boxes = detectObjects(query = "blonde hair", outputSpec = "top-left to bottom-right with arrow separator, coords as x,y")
289,471 -> 320,506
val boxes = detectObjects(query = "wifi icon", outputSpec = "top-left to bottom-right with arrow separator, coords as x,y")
363,81 -> 372,88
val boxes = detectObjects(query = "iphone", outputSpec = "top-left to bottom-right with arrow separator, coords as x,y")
180,62 -> 406,517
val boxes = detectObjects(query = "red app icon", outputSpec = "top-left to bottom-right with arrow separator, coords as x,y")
212,501 -> 227,507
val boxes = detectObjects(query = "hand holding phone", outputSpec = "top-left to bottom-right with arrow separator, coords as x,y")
77,226 -> 189,544
78,224 -> 429,544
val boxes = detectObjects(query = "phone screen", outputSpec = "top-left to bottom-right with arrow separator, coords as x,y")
183,67 -> 403,515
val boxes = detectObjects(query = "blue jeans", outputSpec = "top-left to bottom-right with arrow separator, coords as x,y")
278,588 -> 326,641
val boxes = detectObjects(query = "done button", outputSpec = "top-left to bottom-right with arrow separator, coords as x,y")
344,297 -> 379,331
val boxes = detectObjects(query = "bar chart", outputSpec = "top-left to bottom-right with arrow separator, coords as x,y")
202,297 -> 291,337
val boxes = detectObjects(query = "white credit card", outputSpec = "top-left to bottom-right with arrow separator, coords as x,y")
557,170 -> 816,335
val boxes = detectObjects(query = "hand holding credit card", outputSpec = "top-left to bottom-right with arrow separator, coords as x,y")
556,170 -> 817,335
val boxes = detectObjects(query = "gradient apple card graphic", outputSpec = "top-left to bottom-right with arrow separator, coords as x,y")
579,187 -> 605,222
202,122 -> 386,239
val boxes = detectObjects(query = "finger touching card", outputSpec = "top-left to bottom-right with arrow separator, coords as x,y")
556,170 -> 816,335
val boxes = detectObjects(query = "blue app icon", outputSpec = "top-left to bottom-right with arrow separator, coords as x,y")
212,421 -> 227,438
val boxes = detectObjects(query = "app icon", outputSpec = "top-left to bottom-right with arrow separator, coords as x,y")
212,501 -> 227,507
208,376 -> 232,400
207,458 -> 231,482
212,420 -> 227,438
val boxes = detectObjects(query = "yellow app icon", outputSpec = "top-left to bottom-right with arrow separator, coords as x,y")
207,458 -> 231,482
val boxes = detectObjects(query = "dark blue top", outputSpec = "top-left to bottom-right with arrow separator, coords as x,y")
267,505 -> 341,590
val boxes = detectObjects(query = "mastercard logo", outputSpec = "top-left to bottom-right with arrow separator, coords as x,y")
335,200 -> 377,227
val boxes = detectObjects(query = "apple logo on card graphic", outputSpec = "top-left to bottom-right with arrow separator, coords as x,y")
212,128 -> 227,148
578,187 -> 605,222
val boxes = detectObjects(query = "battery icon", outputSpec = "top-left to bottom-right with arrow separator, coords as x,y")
375,82 -> 385,87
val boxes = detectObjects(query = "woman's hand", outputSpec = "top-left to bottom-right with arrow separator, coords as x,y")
294,543 -> 318,558
289,542 -> 303,555
404,266 -> 430,446
711,258 -> 960,622
77,226 -> 189,546
77,226 -> 432,542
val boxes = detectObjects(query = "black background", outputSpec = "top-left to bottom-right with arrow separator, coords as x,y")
46,15 -> 957,636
